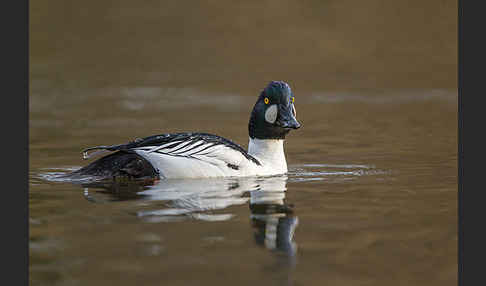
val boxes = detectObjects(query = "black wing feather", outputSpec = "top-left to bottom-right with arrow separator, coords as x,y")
82,132 -> 261,165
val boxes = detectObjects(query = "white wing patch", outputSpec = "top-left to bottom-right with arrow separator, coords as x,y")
132,138 -> 245,169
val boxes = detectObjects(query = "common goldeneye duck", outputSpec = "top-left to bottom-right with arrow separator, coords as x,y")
68,81 -> 301,180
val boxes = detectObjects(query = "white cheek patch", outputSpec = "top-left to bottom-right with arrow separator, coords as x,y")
265,104 -> 278,124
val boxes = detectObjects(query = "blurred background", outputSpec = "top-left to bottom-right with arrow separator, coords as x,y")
30,0 -> 456,92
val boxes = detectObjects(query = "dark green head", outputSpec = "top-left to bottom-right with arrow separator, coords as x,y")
248,81 -> 301,139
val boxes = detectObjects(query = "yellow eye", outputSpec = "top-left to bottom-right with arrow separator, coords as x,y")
292,97 -> 295,103
264,97 -> 269,104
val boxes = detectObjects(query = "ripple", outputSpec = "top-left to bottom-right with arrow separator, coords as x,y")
34,163 -> 390,222
298,163 -> 374,169
32,167 -> 92,184
288,163 -> 388,182
34,162 -> 389,186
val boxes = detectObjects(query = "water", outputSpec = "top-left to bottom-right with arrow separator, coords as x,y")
29,87 -> 457,286
30,1 -> 457,285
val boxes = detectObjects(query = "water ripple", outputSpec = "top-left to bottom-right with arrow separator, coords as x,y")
33,163 -> 389,222
288,164 -> 388,183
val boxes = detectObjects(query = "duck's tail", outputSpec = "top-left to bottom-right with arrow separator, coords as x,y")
67,151 -> 159,181
81,142 -> 130,160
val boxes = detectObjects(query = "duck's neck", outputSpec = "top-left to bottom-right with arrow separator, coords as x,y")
248,138 -> 287,173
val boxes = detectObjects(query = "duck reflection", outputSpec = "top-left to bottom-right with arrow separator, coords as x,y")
80,178 -> 154,202
80,175 -> 298,256
249,176 -> 298,257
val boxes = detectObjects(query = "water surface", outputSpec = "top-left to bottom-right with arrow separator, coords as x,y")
29,86 -> 457,286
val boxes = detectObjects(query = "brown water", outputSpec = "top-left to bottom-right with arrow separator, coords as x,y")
30,1 -> 457,286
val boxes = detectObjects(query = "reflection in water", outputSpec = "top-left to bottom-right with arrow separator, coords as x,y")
42,163 -> 378,257
80,175 -> 298,257
39,162 -> 381,282
249,177 -> 298,257
33,162 -> 418,285
248,177 -> 298,286
82,180 -> 153,202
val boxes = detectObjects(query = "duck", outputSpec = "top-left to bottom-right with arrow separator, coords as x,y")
67,81 -> 301,180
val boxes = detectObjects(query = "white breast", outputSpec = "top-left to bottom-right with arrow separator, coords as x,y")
247,138 -> 288,176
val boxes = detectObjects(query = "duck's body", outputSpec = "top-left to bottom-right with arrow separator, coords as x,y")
68,81 -> 301,181
139,136 -> 289,179
131,133 -> 262,179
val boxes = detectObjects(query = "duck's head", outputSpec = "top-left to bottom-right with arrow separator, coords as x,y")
249,81 -> 301,139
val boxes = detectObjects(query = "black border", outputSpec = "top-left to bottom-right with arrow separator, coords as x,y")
2,0 -> 29,285
459,0 -> 485,285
